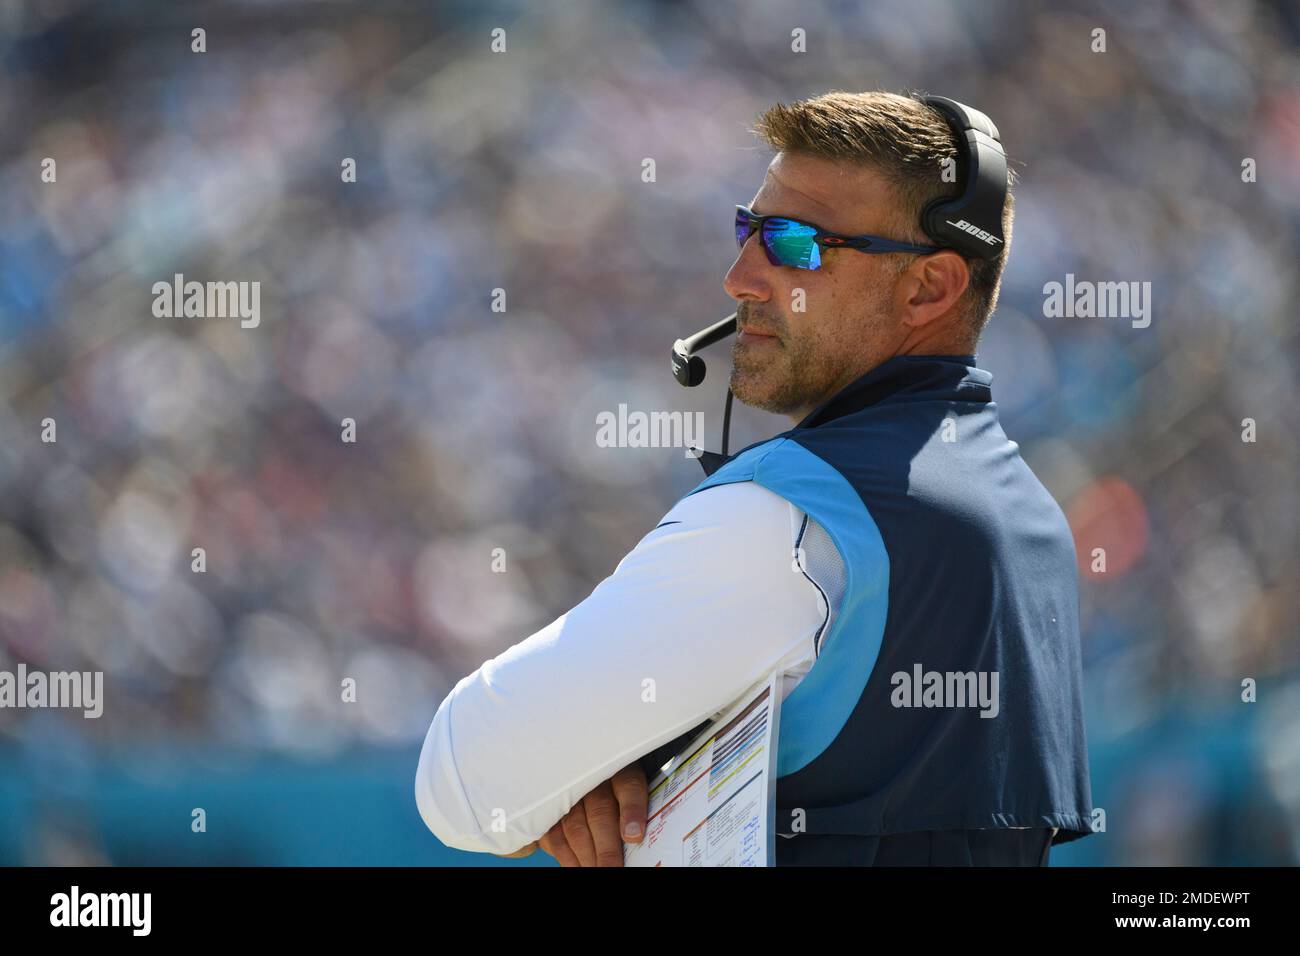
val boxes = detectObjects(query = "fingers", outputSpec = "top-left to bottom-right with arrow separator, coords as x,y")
582,783 -> 626,867
611,762 -> 649,844
560,798 -> 600,867
539,821 -> 580,868
495,840 -> 538,859
536,766 -> 651,867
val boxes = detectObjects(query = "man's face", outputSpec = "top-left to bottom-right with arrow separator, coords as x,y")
724,151 -> 913,420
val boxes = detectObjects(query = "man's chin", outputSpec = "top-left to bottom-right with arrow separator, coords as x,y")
729,371 -> 797,416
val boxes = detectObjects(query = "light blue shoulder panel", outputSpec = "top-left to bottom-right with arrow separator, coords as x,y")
684,438 -> 891,777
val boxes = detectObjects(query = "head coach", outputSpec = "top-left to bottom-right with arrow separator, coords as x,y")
415,90 -> 1094,866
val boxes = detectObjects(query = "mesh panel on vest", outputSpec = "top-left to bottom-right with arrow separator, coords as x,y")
797,514 -> 845,656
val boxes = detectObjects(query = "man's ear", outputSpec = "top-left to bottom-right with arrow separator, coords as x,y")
899,250 -> 969,328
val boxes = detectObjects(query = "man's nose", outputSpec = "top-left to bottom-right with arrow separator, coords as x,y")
723,232 -> 774,303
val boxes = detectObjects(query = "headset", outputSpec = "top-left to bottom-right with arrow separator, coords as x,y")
917,95 -> 1007,261
670,94 -> 1007,465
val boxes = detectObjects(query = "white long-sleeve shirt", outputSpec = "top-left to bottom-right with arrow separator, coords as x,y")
414,479 -> 845,855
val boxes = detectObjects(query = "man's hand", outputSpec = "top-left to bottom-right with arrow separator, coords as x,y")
537,762 -> 649,866
496,842 -> 540,858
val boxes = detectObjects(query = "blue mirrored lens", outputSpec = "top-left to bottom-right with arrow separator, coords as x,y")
764,218 -> 820,269
735,209 -> 753,249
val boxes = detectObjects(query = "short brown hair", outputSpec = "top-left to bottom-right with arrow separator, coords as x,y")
752,90 -> 1015,338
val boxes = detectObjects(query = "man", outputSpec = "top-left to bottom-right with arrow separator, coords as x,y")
415,90 -> 1093,866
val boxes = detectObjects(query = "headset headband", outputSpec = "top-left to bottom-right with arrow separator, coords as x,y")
918,94 -> 1008,260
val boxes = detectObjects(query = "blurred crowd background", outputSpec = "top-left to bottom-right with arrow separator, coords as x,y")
1,0 -> 1297,865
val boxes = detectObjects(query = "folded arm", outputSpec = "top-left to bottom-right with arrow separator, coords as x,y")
413,480 -> 825,855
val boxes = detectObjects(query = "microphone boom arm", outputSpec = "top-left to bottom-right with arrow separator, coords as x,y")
670,311 -> 739,470
671,312 -> 737,387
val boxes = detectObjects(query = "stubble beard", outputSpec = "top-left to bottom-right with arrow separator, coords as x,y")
729,274 -> 897,417
729,329 -> 842,417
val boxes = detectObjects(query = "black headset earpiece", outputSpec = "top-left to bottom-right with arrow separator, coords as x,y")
917,94 -> 1008,261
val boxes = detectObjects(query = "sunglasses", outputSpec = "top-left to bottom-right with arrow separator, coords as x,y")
734,204 -> 940,270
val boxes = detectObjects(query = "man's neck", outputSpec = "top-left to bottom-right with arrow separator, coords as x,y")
785,362 -> 883,425
785,349 -> 978,426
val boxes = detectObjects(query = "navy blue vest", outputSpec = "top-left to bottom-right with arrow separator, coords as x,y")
654,354 -> 1093,865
